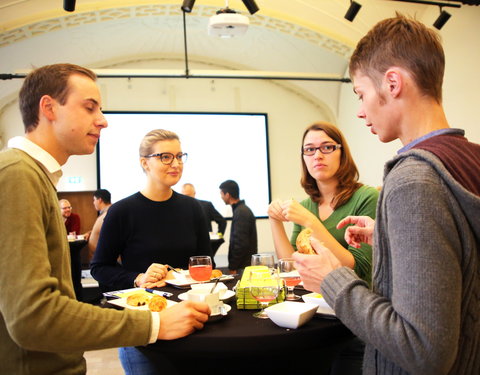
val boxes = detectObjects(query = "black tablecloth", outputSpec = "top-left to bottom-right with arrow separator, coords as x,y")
107,276 -> 354,374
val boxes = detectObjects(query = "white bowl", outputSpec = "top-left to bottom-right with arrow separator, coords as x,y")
265,301 -> 318,329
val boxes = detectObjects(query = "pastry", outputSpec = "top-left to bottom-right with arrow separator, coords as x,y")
126,293 -> 151,307
296,228 -> 315,254
211,269 -> 223,278
148,295 -> 168,312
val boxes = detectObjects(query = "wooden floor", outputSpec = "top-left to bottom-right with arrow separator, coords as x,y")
85,348 -> 124,375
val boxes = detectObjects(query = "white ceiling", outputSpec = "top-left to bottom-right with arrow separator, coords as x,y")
0,0 -> 476,115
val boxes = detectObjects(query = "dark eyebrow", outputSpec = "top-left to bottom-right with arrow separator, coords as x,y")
303,141 -> 335,146
84,98 -> 104,111
85,98 -> 100,106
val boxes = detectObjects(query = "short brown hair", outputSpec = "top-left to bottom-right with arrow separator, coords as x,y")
19,63 -> 97,132
349,14 -> 445,103
300,122 -> 362,208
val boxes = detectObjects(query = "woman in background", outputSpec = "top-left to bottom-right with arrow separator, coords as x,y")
91,128 -> 211,374
268,122 -> 378,375
269,122 -> 378,283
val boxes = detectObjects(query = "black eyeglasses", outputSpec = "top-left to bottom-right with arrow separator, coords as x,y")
143,152 -> 188,165
302,144 -> 342,156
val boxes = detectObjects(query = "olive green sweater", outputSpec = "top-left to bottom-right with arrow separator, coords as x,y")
0,149 -> 152,375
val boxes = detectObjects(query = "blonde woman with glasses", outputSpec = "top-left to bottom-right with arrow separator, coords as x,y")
91,129 -> 212,374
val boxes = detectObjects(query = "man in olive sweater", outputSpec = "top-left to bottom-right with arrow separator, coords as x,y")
0,64 -> 210,375
293,15 -> 480,375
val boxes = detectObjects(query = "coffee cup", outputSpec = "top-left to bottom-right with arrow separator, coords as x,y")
186,289 -> 222,314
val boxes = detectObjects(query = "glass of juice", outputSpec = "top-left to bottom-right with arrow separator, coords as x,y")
249,268 -> 281,318
188,256 -> 213,283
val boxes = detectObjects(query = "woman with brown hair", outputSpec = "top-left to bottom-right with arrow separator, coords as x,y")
268,122 -> 378,284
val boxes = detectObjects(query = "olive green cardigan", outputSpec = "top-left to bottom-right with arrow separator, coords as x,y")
0,149 -> 152,375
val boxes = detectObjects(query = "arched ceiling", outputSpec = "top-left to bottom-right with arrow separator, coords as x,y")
0,0 -> 472,116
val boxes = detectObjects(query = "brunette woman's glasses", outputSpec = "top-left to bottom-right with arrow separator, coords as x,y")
302,144 -> 341,156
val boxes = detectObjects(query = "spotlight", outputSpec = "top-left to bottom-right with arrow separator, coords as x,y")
433,9 -> 451,30
241,0 -> 259,15
344,1 -> 362,22
63,0 -> 76,12
181,0 -> 195,13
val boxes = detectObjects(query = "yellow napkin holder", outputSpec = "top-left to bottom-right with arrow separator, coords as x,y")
235,266 -> 285,309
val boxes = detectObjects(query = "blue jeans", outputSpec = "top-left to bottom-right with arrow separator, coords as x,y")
118,347 -> 178,375
119,347 -> 157,375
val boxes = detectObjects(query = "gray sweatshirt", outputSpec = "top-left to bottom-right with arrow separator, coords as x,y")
322,148 -> 480,375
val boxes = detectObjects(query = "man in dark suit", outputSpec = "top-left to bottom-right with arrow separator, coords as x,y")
182,183 -> 226,256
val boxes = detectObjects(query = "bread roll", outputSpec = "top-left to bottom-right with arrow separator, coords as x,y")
148,295 -> 168,312
296,228 -> 315,254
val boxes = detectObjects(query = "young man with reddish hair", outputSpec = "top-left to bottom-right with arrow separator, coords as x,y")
293,15 -> 480,374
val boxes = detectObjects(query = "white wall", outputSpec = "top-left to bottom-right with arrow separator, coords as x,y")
338,7 -> 480,188
0,59 -> 330,266
1,7 -> 479,268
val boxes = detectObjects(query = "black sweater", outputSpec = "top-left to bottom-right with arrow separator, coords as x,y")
91,191 -> 212,291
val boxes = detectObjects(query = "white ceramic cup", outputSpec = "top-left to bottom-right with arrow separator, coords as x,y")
186,289 -> 221,314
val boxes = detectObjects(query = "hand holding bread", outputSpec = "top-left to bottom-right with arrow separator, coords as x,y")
296,228 -> 316,254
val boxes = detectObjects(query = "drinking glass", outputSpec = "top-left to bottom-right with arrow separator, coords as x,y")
278,258 -> 301,300
251,253 -> 275,269
188,255 -> 212,283
249,268 -> 281,319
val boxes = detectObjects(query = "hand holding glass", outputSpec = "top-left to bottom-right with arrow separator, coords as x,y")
249,269 -> 281,319
189,256 -> 212,283
278,258 -> 301,300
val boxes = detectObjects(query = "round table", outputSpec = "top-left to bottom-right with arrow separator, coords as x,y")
134,276 -> 354,374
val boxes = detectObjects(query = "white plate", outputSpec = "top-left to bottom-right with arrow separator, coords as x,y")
208,304 -> 231,322
178,290 -> 235,302
107,296 -> 177,311
301,292 -> 336,318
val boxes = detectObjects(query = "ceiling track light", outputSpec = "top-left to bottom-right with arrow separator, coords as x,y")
433,7 -> 451,29
181,0 -> 195,13
63,0 -> 76,12
242,0 -> 259,15
344,1 -> 362,22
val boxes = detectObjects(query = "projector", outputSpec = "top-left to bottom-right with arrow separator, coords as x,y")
208,11 -> 249,38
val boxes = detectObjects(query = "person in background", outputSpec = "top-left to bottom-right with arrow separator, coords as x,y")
59,198 -> 81,235
91,129 -> 212,374
182,182 -> 226,236
268,122 -> 378,285
293,15 -> 480,375
268,122 -> 378,375
84,188 -> 112,261
219,179 -> 257,275
0,63 -> 209,375
182,182 -> 227,253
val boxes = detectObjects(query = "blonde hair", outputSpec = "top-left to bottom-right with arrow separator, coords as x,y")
139,129 -> 179,157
